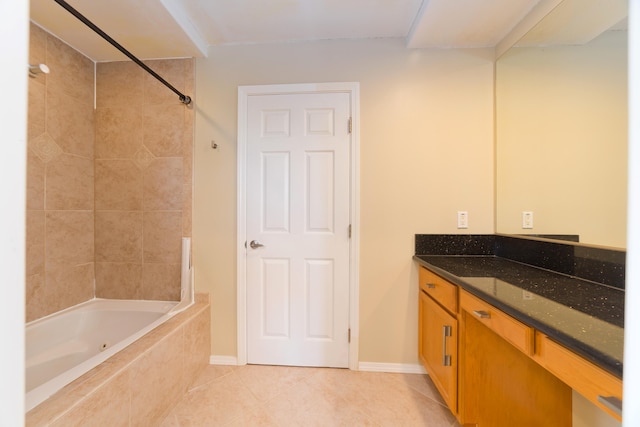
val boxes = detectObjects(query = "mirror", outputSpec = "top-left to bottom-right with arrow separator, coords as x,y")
495,0 -> 628,249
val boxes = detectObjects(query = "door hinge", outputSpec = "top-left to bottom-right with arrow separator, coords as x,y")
348,117 -> 352,134
348,224 -> 352,239
348,328 -> 351,343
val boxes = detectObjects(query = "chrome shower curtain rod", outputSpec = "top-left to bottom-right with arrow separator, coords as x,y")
53,0 -> 192,106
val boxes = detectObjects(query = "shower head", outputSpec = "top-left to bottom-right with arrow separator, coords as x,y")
29,64 -> 50,77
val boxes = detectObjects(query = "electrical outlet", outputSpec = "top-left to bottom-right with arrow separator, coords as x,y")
522,211 -> 534,229
457,211 -> 468,229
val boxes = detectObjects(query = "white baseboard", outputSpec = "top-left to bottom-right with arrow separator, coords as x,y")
208,356 -> 426,374
358,362 -> 427,374
209,355 -> 240,366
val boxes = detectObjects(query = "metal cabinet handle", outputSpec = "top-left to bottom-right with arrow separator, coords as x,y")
597,395 -> 622,416
473,310 -> 491,319
426,283 -> 436,289
442,325 -> 452,366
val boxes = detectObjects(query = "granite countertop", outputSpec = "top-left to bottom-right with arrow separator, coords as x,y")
414,254 -> 624,378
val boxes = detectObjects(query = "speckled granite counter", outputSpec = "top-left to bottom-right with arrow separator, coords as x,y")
414,234 -> 625,379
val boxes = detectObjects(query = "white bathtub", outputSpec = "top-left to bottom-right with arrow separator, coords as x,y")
25,238 -> 194,412
25,298 -> 181,412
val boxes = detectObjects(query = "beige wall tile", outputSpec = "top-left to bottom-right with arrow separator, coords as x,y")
25,273 -> 46,322
95,211 -> 143,263
26,149 -> 45,210
46,154 -> 94,210
183,305 -> 211,387
44,262 -> 95,315
46,34 -> 93,104
95,262 -> 142,299
96,262 -> 144,299
95,160 -> 143,210
28,79 -> 45,141
47,87 -> 94,158
50,370 -> 131,427
182,183 -> 192,237
182,108 -> 194,178
142,263 -> 180,301
143,103 -> 185,157
29,23 -> 47,69
96,61 -> 143,110
45,211 -> 94,265
143,211 -> 182,263
144,157 -> 183,211
42,210 -> 95,318
130,331 -> 185,426
95,107 -> 143,159
143,60 -> 186,105
26,210 -> 45,277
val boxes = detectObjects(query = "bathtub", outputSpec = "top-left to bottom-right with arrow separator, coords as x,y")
25,238 -> 195,413
25,298 -> 181,411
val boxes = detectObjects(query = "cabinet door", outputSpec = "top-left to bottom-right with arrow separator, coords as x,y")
419,290 -> 457,413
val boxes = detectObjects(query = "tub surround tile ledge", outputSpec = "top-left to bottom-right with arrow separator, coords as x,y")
414,234 -> 624,378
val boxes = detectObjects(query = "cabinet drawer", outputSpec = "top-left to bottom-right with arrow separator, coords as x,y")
533,332 -> 622,421
419,267 -> 457,313
460,290 -> 534,355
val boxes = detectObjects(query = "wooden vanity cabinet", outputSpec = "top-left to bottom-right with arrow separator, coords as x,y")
418,264 -> 618,426
459,289 -> 572,427
533,332 -> 623,421
418,267 -> 458,414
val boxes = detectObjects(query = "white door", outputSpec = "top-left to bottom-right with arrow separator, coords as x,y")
245,91 -> 351,367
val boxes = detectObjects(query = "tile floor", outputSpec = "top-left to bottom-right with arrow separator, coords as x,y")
160,364 -> 460,426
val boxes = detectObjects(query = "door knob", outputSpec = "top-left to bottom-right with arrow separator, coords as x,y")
249,240 -> 265,249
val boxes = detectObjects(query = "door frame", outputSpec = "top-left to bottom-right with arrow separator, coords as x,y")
237,82 -> 360,370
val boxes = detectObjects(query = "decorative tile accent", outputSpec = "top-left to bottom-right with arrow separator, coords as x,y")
133,146 -> 155,170
31,133 -> 63,163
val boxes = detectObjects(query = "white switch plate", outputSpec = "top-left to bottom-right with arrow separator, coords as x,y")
522,211 -> 534,229
457,211 -> 468,229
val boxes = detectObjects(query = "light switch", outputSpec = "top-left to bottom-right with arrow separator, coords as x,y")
457,211 -> 468,229
522,211 -> 534,229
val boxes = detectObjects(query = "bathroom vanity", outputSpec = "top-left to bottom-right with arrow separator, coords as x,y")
415,234 -> 624,426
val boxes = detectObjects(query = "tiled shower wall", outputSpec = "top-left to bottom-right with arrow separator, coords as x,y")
25,24 -> 194,322
94,59 -> 193,301
26,24 -> 95,322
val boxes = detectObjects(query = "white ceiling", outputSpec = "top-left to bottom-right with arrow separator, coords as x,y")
516,0 -> 627,46
30,0 -> 545,62
29,0 -> 625,63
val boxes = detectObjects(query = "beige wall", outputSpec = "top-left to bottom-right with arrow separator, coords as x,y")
193,39 -> 495,363
26,23 -> 194,321
496,30 -> 627,248
26,24 -> 95,321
